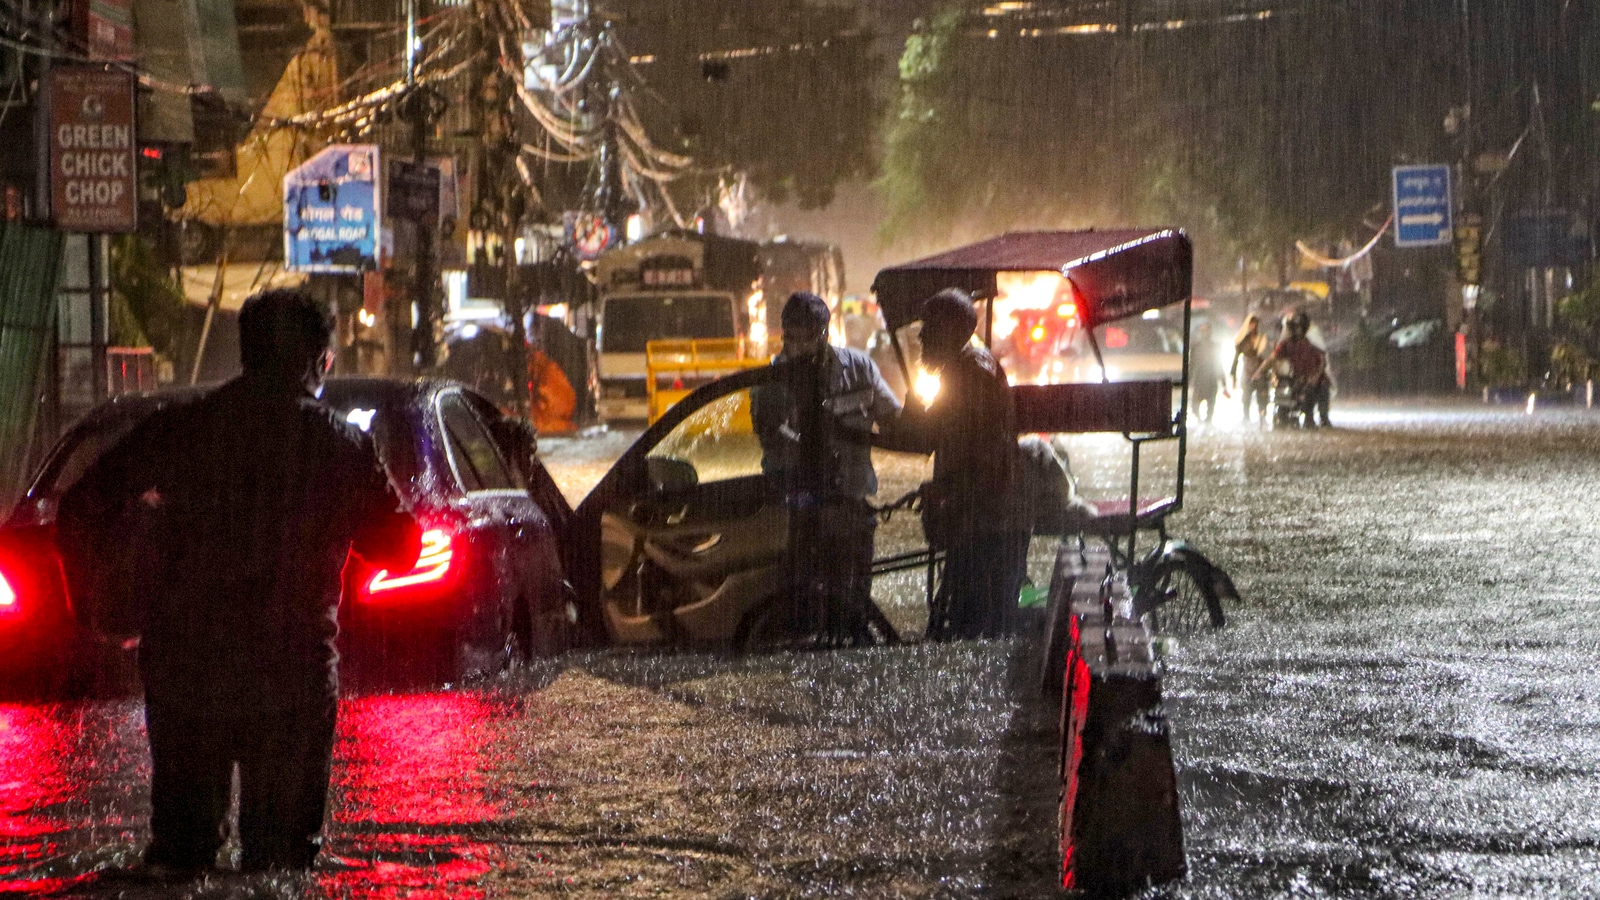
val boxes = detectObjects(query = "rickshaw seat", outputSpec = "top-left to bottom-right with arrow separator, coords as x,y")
1081,497 -> 1177,535
1013,381 -> 1174,435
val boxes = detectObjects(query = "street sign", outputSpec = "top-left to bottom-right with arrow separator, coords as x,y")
49,67 -> 137,233
284,144 -> 380,273
1392,165 -> 1452,248
387,159 -> 440,225
565,211 -> 617,261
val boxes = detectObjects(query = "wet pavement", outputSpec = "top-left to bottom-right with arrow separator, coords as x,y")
5,399 -> 1600,897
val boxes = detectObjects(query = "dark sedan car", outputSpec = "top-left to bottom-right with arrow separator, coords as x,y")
0,377 -> 576,697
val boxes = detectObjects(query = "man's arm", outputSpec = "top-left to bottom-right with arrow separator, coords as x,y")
349,439 -> 421,573
865,357 -> 903,424
871,393 -> 934,455
1251,342 -> 1285,383
55,413 -> 173,640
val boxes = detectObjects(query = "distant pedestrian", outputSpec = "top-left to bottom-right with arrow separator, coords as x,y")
1190,321 -> 1228,422
887,288 -> 1030,640
753,292 -> 901,645
1231,313 -> 1270,424
58,289 -> 419,878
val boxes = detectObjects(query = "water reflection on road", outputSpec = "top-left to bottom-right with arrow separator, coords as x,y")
0,693 -> 519,898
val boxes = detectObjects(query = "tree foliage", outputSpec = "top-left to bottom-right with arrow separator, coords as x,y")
613,0 -> 879,211
876,0 -> 1597,292
110,235 -> 189,359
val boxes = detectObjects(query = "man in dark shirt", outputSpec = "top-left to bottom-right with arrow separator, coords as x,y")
752,293 -> 900,644
889,288 -> 1030,640
59,289 -> 418,876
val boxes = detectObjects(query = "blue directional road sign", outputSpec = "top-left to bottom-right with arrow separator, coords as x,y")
284,144 -> 381,273
1392,164 -> 1453,248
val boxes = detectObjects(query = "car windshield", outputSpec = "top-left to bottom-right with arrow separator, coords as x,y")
600,294 -> 737,353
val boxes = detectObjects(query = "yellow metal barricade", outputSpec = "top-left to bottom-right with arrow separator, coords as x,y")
645,337 -> 771,423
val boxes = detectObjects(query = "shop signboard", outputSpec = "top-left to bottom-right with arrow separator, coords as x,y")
49,67 -> 137,233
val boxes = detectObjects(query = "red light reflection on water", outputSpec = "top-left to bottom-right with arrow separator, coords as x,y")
322,692 -> 512,899
0,704 -> 91,894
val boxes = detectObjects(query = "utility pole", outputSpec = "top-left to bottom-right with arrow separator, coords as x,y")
401,0 -> 440,372
469,14 -> 529,416
1455,0 -> 1483,388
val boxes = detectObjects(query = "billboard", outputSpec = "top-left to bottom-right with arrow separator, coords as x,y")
284,145 -> 380,273
49,68 -> 137,233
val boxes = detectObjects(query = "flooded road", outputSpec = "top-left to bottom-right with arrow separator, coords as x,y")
5,400 -> 1600,897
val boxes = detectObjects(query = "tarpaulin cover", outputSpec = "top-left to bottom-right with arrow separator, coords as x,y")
871,229 -> 1192,331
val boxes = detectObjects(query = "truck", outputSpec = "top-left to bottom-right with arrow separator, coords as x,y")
591,230 -> 843,421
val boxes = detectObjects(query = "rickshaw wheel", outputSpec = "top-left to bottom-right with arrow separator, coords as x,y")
1145,559 -> 1226,634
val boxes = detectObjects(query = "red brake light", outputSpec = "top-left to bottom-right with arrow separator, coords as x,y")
363,528 -> 454,599
1105,327 -> 1128,349
0,570 -> 16,611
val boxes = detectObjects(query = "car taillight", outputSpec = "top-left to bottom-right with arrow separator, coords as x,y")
362,528 -> 455,600
0,568 -> 17,613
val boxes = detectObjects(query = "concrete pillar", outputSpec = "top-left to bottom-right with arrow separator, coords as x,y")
1044,541 -> 1186,894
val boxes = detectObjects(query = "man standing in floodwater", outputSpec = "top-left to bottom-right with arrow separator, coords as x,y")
753,292 -> 901,644
888,288 -> 1030,640
59,289 -> 418,877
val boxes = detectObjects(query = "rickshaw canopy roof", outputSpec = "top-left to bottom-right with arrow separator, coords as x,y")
871,229 -> 1193,332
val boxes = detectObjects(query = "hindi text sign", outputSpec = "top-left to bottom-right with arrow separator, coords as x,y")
1392,165 -> 1453,249
284,145 -> 381,273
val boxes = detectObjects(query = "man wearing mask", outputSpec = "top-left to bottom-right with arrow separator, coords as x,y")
59,289 -> 419,877
752,292 -> 901,645
891,288 -> 1029,640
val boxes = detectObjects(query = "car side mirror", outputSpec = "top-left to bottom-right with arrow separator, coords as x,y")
490,417 -> 538,480
645,456 -> 698,496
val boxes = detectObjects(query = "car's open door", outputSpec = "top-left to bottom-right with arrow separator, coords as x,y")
566,366 -> 786,646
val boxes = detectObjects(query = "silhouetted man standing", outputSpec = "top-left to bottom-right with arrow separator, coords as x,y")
60,289 -> 418,876
893,288 -> 1029,640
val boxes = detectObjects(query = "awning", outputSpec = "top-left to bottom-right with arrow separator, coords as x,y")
871,229 -> 1192,332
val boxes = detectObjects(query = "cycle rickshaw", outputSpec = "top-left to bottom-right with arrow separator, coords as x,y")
869,228 -> 1239,646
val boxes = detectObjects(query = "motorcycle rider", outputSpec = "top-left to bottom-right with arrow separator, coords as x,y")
1254,310 -> 1332,427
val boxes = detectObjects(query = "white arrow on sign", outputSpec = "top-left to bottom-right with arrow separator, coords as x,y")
1401,213 -> 1445,227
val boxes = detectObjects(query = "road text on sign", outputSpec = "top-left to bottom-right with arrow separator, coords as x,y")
1392,165 -> 1452,249
284,145 -> 381,273
49,67 -> 137,233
